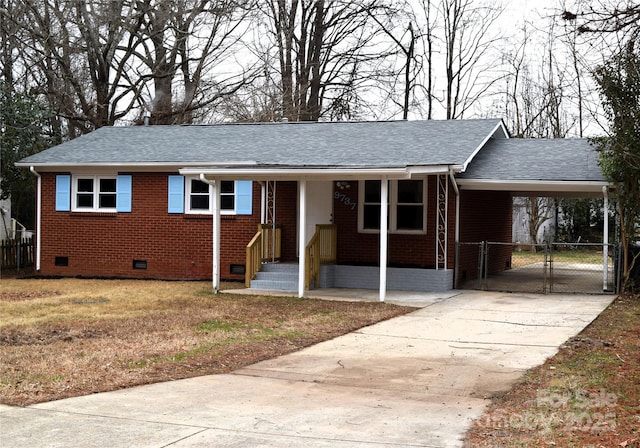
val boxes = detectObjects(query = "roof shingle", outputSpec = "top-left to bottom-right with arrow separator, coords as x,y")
458,138 -> 605,182
18,119 -> 505,168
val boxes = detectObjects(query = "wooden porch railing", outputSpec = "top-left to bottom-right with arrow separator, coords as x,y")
245,229 -> 263,287
305,224 -> 337,290
260,223 -> 281,262
245,224 -> 282,287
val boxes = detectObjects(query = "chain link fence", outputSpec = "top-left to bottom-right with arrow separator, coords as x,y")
456,242 -> 619,294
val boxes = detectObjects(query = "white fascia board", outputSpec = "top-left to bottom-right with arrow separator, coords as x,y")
14,161 -> 236,172
180,165 -> 457,181
20,162 -> 456,178
181,167 -> 409,181
180,166 -> 451,181
460,121 -> 510,173
407,165 -> 460,175
456,178 -> 610,193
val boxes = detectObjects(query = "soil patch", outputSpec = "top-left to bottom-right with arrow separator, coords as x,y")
0,290 -> 61,302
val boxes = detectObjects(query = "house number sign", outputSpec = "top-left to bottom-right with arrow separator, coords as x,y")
334,191 -> 356,210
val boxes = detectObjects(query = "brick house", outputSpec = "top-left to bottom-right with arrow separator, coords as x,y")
17,119 -> 608,300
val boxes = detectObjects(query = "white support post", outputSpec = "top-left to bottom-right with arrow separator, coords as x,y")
260,181 -> 266,223
603,186 -> 609,291
379,179 -> 388,302
298,179 -> 307,298
212,178 -> 221,294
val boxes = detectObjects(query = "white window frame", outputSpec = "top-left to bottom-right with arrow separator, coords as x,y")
71,175 -> 117,212
185,177 -> 237,215
357,179 -> 427,234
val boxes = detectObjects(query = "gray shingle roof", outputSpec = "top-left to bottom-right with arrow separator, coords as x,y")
18,119 -> 504,168
458,138 -> 605,182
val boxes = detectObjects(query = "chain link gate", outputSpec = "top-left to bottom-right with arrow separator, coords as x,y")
456,242 -> 620,294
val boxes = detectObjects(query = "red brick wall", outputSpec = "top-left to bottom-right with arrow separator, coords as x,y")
39,174 -> 504,281
38,172 -> 261,280
333,177 -> 457,269
457,190 -> 513,282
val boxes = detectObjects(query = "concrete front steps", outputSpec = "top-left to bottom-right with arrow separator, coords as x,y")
249,263 -> 299,292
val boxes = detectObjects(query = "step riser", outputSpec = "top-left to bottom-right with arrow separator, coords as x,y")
260,264 -> 299,273
250,280 -> 298,292
250,264 -> 300,291
255,272 -> 298,281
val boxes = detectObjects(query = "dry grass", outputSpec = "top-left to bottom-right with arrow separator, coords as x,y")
0,278 -> 413,406
464,293 -> 640,447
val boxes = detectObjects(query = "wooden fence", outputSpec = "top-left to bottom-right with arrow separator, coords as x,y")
1,238 -> 34,270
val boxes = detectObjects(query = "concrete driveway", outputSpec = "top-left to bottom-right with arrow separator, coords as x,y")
0,291 -> 614,447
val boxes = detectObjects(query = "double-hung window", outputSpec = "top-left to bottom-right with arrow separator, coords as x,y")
189,178 -> 213,212
186,178 -> 236,214
168,175 -> 252,215
358,179 -> 426,234
73,176 -> 117,211
55,174 -> 131,213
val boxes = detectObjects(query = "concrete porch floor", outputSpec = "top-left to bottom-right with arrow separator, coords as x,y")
223,286 -> 459,308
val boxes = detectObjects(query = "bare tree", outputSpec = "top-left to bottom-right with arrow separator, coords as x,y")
366,4 -> 420,120
3,0 -> 147,135
441,0 -> 505,119
527,197 -> 556,248
133,0 -> 257,125
562,2 -> 640,41
3,0 -> 257,136
417,0 -> 437,119
0,0 -> 20,88
259,0 -> 399,121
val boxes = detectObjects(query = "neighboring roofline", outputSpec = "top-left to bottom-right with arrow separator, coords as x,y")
456,178 -> 610,193
460,119 -> 509,173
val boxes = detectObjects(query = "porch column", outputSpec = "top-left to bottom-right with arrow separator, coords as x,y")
212,178 -> 221,294
298,179 -> 307,298
379,178 -> 388,302
603,186 -> 609,291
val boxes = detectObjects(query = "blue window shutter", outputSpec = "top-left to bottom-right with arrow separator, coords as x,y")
116,175 -> 132,212
55,175 -> 71,211
168,175 -> 185,213
235,181 -> 252,215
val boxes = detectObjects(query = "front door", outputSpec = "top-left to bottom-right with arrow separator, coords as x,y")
298,181 -> 334,252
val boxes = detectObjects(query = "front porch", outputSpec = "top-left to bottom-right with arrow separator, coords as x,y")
175,168 -> 470,301
234,174 -> 458,300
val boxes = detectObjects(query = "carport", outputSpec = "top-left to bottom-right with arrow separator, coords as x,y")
455,138 -> 616,294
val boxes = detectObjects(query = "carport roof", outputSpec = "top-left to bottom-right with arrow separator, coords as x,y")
456,138 -> 609,195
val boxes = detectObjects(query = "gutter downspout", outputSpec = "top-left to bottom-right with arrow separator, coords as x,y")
603,186 -> 609,291
200,174 -> 220,293
449,168 -> 460,288
29,167 -> 41,272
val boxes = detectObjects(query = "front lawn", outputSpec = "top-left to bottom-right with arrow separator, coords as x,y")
0,278 -> 413,406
